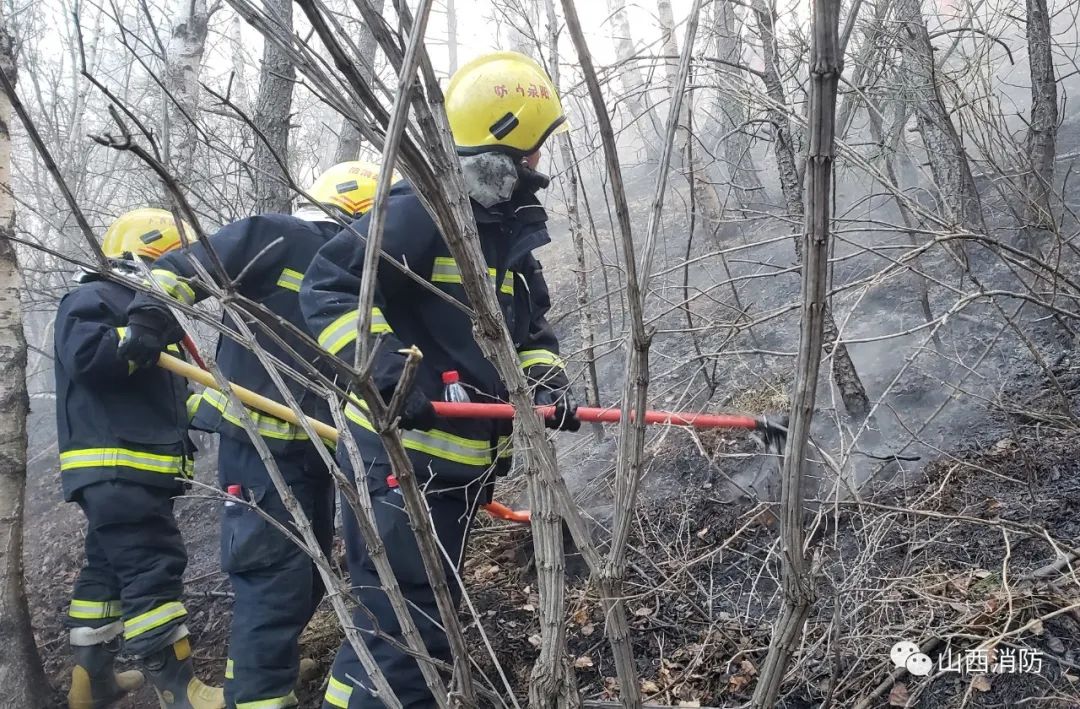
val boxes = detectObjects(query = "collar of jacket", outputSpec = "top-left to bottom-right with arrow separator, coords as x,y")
74,259 -> 140,284
469,191 -> 552,265
292,205 -> 341,224
472,188 -> 548,223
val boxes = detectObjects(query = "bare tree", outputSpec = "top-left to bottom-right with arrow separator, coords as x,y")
163,0 -> 211,180
1024,0 -> 1057,231
605,0 -> 663,162
750,0 -> 802,220
544,0 -> 603,441
252,0 -> 294,213
330,0 -> 384,165
895,0 -> 984,238
0,20 -> 50,706
446,0 -> 458,73
751,0 -> 869,418
752,0 -> 839,701
711,0 -> 764,207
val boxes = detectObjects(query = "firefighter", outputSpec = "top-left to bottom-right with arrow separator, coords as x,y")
55,208 -> 223,709
299,51 -> 579,708
119,163 -> 381,709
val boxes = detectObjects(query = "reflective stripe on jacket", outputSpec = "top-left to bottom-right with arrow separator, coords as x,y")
300,180 -> 563,485
54,276 -> 193,500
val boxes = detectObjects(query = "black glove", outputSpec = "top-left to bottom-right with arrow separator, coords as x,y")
529,365 -> 580,432
384,385 -> 437,431
118,306 -> 183,369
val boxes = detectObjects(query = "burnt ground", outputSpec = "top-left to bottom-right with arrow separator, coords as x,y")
25,360 -> 1080,708
451,364 -> 1080,707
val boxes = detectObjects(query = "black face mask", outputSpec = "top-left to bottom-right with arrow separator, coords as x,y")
515,163 -> 550,193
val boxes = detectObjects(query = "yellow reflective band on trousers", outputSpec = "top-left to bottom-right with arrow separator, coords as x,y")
200,389 -> 309,442
225,659 -> 234,680
276,268 -> 304,293
317,308 -> 392,356
518,349 -> 564,369
431,256 -> 514,295
60,448 -> 193,477
324,676 -> 352,708
123,601 -> 187,640
148,269 -> 196,306
344,402 -> 493,466
236,692 -> 298,708
69,598 -> 122,620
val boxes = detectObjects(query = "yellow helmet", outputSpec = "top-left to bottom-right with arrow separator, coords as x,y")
306,161 -> 382,218
445,51 -> 567,157
101,208 -> 196,260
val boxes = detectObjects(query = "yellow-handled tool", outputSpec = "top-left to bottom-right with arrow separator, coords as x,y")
160,352 -> 338,441
156,352 -> 532,522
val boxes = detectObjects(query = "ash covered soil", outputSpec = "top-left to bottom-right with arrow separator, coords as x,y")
23,360 -> 1080,707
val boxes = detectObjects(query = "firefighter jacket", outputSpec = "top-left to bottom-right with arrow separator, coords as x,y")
54,274 -> 194,501
127,213 -> 341,454
299,180 -> 564,486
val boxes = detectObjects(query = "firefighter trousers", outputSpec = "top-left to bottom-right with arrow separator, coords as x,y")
218,435 -> 335,708
68,480 -> 189,657
321,456 -> 484,709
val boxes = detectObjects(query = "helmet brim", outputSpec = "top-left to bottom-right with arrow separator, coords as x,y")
455,115 -> 568,159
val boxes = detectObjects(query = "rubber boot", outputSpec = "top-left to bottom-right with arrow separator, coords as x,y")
142,627 -> 224,709
68,623 -> 145,709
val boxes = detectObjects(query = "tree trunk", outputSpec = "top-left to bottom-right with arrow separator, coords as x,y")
253,0 -> 295,214
518,4 -> 589,704
0,22 -> 50,706
712,0 -> 764,207
658,0 -> 690,162
228,15 -> 253,112
895,0 -> 984,241
752,0 -> 802,220
446,0 -> 459,74
163,0 -> 210,180
1024,0 -> 1057,231
867,95 -> 940,347
750,0 -> 869,418
658,1 -> 730,249
331,0 -> 384,164
751,0 -> 839,700
606,0 -> 664,162
544,0 -> 603,442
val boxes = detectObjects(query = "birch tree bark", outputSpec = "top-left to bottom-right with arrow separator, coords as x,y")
446,0 -> 459,73
752,0 -> 801,219
895,0 -> 984,241
163,0 -> 210,180
752,0 -> 840,700
658,0 -> 690,158
606,0 -> 663,162
228,15 -> 253,111
751,0 -> 869,418
0,22 -> 50,706
252,0 -> 295,214
331,0 -> 384,164
1024,0 -> 1057,231
712,0 -> 764,207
